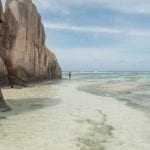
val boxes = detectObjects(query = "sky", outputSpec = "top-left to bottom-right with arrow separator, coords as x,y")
2,0 -> 150,71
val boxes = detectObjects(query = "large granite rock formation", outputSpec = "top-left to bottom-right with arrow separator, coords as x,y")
0,0 -> 8,85
0,0 -> 62,86
0,0 -> 61,109
0,0 -> 9,110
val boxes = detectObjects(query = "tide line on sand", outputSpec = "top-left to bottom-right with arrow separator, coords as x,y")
0,82 -> 149,150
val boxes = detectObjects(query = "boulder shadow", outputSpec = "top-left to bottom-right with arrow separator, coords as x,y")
0,98 -> 61,117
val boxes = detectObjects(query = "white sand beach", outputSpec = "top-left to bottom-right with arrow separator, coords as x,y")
0,78 -> 150,150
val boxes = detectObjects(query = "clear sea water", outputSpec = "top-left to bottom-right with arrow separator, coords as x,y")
63,72 -> 150,113
0,72 -> 150,150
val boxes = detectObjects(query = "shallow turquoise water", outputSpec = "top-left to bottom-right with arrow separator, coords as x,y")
63,72 -> 150,113
0,72 -> 150,150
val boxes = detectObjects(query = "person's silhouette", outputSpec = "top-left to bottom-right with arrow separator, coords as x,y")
69,72 -> 71,79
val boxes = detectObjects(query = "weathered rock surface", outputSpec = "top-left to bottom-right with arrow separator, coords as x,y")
0,88 -> 6,108
0,57 -> 8,85
0,57 -> 7,75
0,88 -> 11,111
0,0 -> 9,109
0,0 -> 61,86
0,0 -> 3,22
0,0 -> 9,86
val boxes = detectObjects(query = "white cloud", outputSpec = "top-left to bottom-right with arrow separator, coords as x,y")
33,0 -> 150,15
3,0 -> 150,15
44,22 -> 150,38
126,30 -> 150,37
44,22 -> 121,34
102,0 -> 150,15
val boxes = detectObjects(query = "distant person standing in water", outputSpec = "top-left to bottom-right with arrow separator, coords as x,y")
69,72 -> 72,79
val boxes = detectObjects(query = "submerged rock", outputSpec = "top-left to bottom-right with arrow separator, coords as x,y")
0,0 -> 62,86
0,88 -> 6,109
0,88 -> 11,112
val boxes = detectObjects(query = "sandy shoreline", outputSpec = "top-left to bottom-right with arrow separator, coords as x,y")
0,81 -> 150,150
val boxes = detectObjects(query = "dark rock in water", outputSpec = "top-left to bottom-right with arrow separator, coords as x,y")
0,88 -> 6,106
0,116 -> 7,120
0,106 -> 11,112
0,88 -> 11,111
0,0 -> 62,87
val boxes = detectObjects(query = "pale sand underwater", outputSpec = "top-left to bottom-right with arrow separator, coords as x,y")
0,76 -> 150,150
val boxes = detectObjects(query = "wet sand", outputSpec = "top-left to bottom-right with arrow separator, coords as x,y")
0,81 -> 150,150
